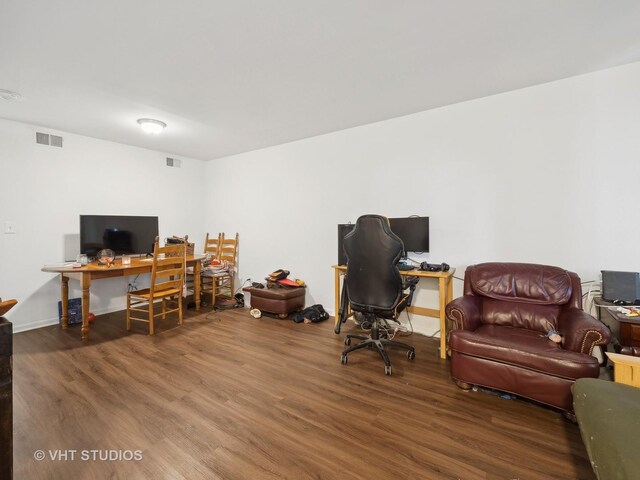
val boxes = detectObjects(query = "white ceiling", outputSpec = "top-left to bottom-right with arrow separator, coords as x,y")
2,1 -> 640,161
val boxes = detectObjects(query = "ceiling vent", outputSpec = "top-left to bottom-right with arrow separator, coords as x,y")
36,132 -> 63,148
166,157 -> 182,168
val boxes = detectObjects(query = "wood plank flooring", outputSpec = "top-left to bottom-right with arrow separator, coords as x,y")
12,308 -> 595,479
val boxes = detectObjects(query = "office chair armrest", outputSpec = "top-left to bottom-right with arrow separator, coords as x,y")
558,308 -> 610,355
445,295 -> 482,331
402,276 -> 419,290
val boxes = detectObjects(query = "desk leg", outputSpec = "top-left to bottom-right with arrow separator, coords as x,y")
60,275 -> 69,329
81,273 -> 91,341
194,261 -> 201,311
334,268 -> 341,331
439,277 -> 447,360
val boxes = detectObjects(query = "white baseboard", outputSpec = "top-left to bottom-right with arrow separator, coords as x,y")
12,305 -> 125,334
12,317 -> 60,333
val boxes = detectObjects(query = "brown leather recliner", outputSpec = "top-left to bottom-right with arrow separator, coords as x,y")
446,262 -> 610,413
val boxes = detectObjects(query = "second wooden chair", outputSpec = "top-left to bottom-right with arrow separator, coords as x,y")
126,237 -> 186,335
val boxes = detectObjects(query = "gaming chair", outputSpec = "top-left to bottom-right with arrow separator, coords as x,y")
340,214 -> 418,375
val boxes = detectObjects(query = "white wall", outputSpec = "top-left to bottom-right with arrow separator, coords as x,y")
204,61 -> 640,335
4,61 -> 640,336
0,119 -> 206,331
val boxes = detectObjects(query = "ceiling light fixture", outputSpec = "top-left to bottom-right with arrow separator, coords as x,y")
0,89 -> 22,101
137,118 -> 167,135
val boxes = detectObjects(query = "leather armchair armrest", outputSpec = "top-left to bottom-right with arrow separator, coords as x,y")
558,308 -> 611,354
445,296 -> 482,332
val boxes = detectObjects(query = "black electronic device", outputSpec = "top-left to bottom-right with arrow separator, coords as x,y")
388,217 -> 429,258
339,217 -> 429,264
602,270 -> 640,304
420,262 -> 450,272
80,215 -> 159,256
398,263 -> 416,271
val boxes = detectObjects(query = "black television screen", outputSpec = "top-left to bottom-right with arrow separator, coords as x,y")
80,215 -> 159,256
389,216 -> 429,253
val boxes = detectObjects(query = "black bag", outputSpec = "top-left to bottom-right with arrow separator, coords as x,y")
291,304 -> 329,324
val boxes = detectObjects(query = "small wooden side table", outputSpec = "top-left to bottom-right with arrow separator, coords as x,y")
606,352 -> 640,387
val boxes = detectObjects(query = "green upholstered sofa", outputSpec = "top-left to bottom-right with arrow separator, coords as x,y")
574,378 -> 640,480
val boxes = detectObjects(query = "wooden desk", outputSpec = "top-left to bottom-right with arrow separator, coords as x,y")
42,255 -> 204,341
594,297 -> 640,350
332,265 -> 454,359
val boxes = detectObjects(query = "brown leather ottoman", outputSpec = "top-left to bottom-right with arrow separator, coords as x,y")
243,287 -> 305,318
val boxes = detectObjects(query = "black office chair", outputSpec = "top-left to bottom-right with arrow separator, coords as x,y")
340,214 -> 418,375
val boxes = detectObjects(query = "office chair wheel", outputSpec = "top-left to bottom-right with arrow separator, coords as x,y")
341,354 -> 348,365
344,337 -> 351,346
384,365 -> 392,375
407,350 -> 415,360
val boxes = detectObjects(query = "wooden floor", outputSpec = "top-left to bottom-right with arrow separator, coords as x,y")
13,308 -> 595,480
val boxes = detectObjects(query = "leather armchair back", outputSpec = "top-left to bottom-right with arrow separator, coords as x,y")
463,263 -> 583,334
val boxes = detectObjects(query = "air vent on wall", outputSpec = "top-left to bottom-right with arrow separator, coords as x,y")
36,132 -> 49,145
166,157 -> 182,168
36,132 -> 63,148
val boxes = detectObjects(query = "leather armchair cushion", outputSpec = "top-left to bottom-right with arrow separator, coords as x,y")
469,263 -> 572,305
450,325 -> 601,380
482,298 -> 561,334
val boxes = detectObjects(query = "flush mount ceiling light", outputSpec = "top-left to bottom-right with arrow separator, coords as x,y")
137,118 -> 167,135
0,89 -> 22,101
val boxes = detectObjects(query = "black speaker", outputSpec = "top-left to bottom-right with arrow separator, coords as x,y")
602,270 -> 640,304
338,224 -> 356,266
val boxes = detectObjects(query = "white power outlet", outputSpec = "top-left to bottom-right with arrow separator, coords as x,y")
4,221 -> 16,234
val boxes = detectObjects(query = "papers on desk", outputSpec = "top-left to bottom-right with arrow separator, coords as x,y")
43,262 -> 81,268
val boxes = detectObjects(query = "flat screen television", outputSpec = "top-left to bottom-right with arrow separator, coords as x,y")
388,216 -> 430,254
80,215 -> 159,256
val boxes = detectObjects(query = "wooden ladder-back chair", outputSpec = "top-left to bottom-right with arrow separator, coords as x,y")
214,233 -> 239,303
204,232 -> 223,259
126,236 -> 186,335
201,232 -> 223,303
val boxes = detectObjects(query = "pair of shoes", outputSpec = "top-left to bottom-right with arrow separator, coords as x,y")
267,269 -> 289,282
250,308 -> 262,319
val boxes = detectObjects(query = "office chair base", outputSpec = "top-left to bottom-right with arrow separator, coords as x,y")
341,334 -> 415,375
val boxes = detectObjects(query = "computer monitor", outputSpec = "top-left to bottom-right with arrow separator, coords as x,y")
338,216 -> 429,264
388,216 -> 429,255
80,215 -> 159,256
